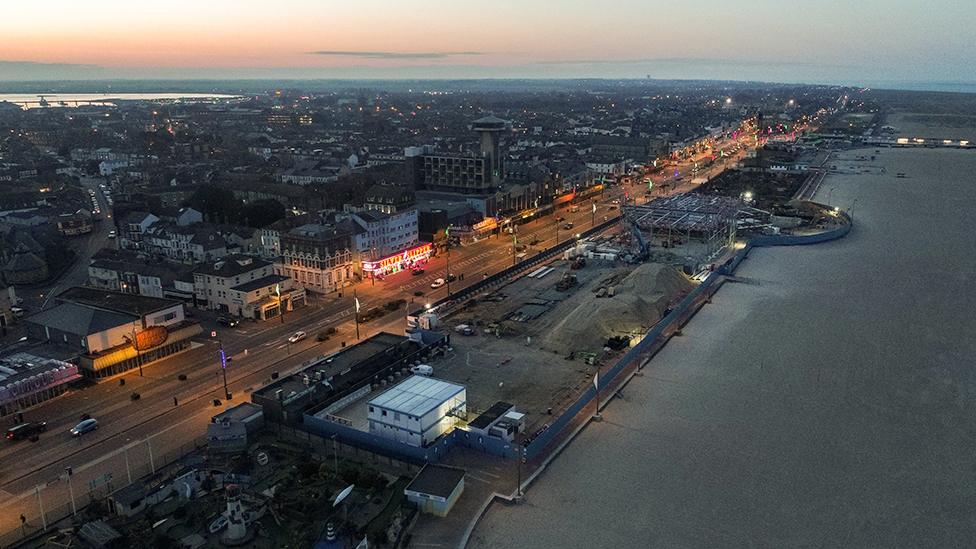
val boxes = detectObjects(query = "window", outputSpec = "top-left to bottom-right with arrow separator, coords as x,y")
381,410 -> 387,416
369,406 -> 374,413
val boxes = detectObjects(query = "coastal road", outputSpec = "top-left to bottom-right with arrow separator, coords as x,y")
0,120 -> 768,542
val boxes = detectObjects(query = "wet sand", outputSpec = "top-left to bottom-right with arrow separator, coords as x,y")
469,147 -> 976,548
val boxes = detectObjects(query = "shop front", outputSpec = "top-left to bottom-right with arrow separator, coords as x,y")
362,243 -> 433,278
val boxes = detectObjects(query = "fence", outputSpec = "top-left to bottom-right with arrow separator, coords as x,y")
524,210 -> 852,460
410,215 -> 622,318
0,434 -> 207,548
302,410 -> 522,466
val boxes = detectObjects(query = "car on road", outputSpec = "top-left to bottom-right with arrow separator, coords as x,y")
287,331 -> 307,344
430,278 -> 445,289
556,216 -> 565,222
410,364 -> 433,376
6,422 -> 47,441
217,317 -> 239,327
70,418 -> 98,437
108,230 -> 116,239
563,223 -> 574,230
411,267 -> 425,275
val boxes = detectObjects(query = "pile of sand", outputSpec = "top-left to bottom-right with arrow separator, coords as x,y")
541,263 -> 693,353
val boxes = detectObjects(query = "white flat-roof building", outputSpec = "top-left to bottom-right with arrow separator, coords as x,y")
368,375 -> 466,447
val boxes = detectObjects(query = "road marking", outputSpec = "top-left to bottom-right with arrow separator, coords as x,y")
275,344 -> 287,350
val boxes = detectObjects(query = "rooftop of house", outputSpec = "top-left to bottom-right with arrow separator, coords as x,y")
369,375 -> 465,418
25,302 -> 136,336
194,254 -> 271,278
405,464 -> 465,499
56,286 -> 181,317
231,273 -> 288,293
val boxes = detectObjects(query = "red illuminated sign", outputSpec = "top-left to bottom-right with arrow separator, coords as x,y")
362,243 -> 432,273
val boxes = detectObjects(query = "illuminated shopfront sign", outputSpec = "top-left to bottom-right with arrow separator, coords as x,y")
361,243 -> 433,275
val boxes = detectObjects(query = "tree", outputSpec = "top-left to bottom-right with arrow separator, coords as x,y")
187,185 -> 241,224
240,199 -> 286,228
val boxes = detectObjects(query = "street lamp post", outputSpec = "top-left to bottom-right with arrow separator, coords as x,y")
34,485 -> 46,530
219,339 -> 230,400
512,233 -> 518,267
275,283 -> 285,325
146,437 -> 155,475
354,290 -> 361,340
332,434 -> 339,475
515,445 -> 524,500
65,467 -> 76,516
124,439 -> 132,483
445,227 -> 452,298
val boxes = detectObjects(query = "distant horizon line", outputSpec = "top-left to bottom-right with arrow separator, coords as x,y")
1,77 -> 975,95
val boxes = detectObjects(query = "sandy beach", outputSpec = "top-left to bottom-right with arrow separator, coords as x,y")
468,145 -> 976,548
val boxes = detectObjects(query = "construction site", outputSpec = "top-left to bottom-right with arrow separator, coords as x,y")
422,232 -> 696,434
620,193 -> 740,272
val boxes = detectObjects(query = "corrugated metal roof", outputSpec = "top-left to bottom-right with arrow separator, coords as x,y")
369,375 -> 464,417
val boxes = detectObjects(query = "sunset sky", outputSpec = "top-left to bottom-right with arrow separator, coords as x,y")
1,0 -> 973,85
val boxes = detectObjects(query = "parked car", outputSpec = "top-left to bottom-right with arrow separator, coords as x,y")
430,278 -> 445,289
287,331 -> 307,344
70,418 -> 98,437
217,317 -> 239,327
6,422 -> 47,441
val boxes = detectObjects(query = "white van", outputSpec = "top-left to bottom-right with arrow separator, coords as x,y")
410,364 -> 433,376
